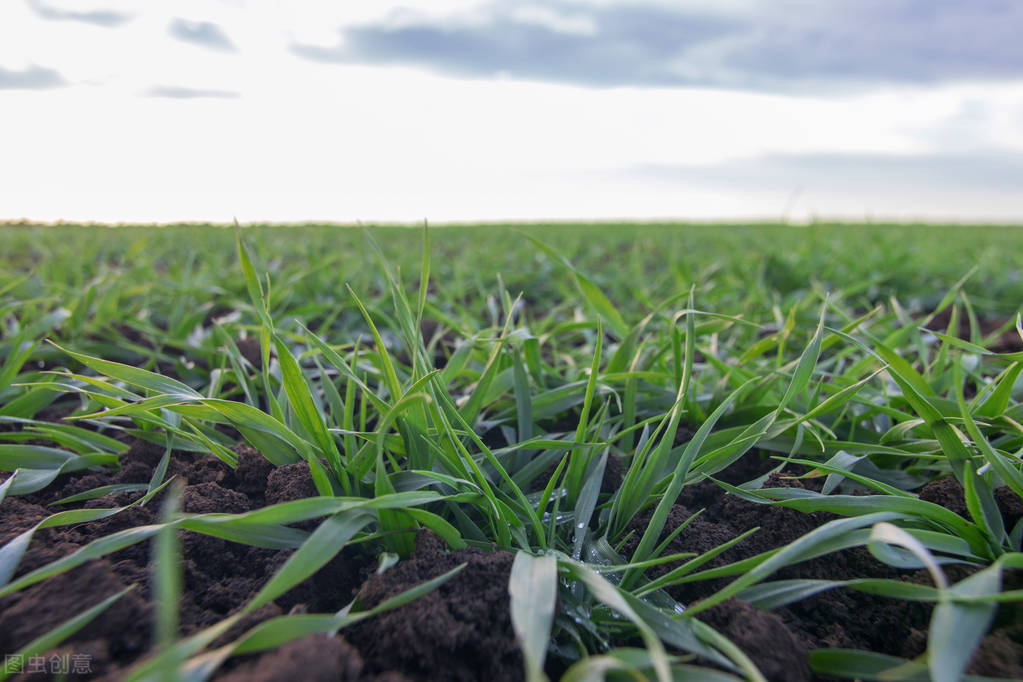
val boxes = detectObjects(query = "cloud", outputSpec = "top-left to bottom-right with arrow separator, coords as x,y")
290,1 -> 1023,90
0,64 -> 67,90
720,1 -> 1023,87
633,151 -> 1023,192
168,18 -> 236,52
26,0 -> 131,27
290,4 -> 736,87
144,86 -> 239,99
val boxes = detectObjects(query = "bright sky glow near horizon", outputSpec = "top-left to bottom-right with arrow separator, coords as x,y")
2,0 -> 1023,223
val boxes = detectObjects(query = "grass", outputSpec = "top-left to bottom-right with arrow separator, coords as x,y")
1,221 -> 1022,681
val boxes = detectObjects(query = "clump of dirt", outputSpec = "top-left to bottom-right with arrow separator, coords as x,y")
919,476 -> 1023,532
672,424 -> 699,447
995,486 -> 1023,531
699,598 -> 811,682
917,476 -> 970,519
217,635 -> 371,682
266,462 -> 318,504
0,559 -> 152,674
0,403 -> 76,435
970,628 -> 1023,678
234,337 -> 263,370
345,529 -> 523,682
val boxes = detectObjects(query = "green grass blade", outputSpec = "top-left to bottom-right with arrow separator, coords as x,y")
681,512 -> 902,618
509,551 -> 558,682
235,223 -> 272,330
976,361 -> 1023,418
346,284 -> 402,402
154,483 -> 183,662
48,341 -> 201,398
512,349 -> 533,471
0,443 -> 76,468
0,330 -> 35,394
929,562 -> 1001,682
777,301 -> 827,412
809,650 -> 931,681
525,235 -> 627,338
272,335 -> 346,488
246,511 -> 374,611
558,556 -> 671,682
623,377 -> 758,587
0,471 -> 15,506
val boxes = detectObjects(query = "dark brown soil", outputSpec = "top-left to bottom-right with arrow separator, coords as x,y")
234,336 -> 263,370
622,471 -> 1023,681
217,634 -> 393,682
2,432 -> 1022,681
923,308 -> 1022,354
0,442 -> 520,681
346,530 -> 521,682
699,598 -> 810,682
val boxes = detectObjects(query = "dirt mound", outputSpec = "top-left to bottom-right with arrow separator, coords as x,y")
346,530 -> 522,682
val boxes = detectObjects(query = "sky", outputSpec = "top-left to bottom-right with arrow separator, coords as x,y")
2,0 -> 1022,224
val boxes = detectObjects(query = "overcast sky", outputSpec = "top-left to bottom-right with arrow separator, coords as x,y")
2,0 -> 1022,223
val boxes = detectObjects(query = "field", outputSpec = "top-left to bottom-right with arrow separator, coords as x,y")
2,222 -> 1022,681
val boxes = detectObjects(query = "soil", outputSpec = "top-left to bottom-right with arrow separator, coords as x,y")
923,308 -> 1022,354
217,635 -> 374,682
621,454 -> 1023,681
1,436 -> 1021,681
234,337 -> 263,371
345,531 -> 521,682
0,441 -> 517,681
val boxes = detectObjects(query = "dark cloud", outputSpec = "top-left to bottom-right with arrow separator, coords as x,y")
633,152 -> 1023,192
0,64 -> 67,90
145,86 -> 239,99
290,5 -> 736,87
722,0 -> 1023,86
27,0 -> 131,27
168,18 -> 236,52
290,1 -> 1023,90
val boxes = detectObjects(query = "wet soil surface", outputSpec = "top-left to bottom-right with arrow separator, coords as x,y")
1,440 -> 1021,680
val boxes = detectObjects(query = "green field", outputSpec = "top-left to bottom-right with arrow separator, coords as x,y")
2,222 -> 1022,681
